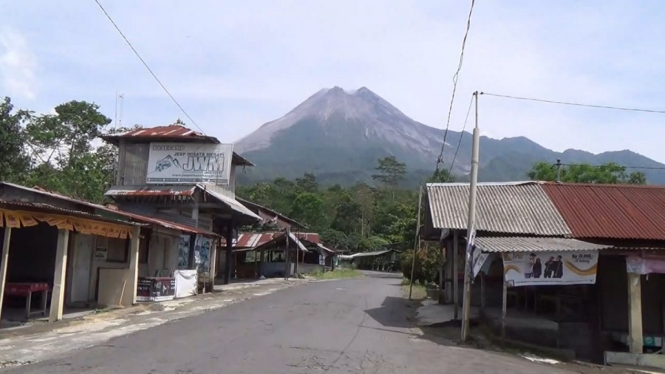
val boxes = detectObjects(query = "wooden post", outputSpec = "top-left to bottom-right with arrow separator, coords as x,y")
453,231 -> 459,320
439,240 -> 445,304
224,222 -> 233,285
445,240 -> 453,304
284,230 -> 290,279
627,272 -> 643,354
480,272 -> 486,317
209,240 -> 217,287
128,226 -> 140,304
49,229 -> 70,322
501,279 -> 507,339
0,227 -> 12,323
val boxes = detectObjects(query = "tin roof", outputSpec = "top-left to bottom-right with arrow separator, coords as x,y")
105,185 -> 197,197
101,125 -> 216,144
222,232 -> 320,248
236,197 -> 307,229
100,205 -> 218,237
0,182 -> 214,237
475,237 -> 611,253
542,183 -> 665,240
100,125 -> 255,166
0,200 -> 138,227
426,182 -> 571,236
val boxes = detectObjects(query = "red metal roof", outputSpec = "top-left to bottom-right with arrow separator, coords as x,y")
105,185 -> 197,197
221,232 -> 320,248
541,183 -> 665,240
101,125 -> 218,145
102,205 -> 219,237
0,182 -> 216,237
100,125 -> 255,166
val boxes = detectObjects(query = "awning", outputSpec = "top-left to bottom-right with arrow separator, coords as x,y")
0,200 -> 139,239
98,207 -> 219,238
200,185 -> 262,223
475,237 -> 613,253
317,243 -> 336,254
248,231 -> 310,253
341,249 -> 395,259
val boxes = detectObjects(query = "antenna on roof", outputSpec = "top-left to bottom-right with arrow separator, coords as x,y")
118,93 -> 125,128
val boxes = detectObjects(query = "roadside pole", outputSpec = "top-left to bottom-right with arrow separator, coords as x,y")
461,91 -> 480,341
284,228 -> 290,280
408,184 -> 424,300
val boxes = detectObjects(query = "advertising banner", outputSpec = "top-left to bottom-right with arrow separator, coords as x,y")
146,142 -> 234,185
626,255 -> 665,275
502,251 -> 598,287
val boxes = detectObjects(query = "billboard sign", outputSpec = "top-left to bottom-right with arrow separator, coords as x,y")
146,142 -> 234,185
502,251 -> 598,287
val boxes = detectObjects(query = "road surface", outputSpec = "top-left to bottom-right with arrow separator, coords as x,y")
6,272 -> 571,373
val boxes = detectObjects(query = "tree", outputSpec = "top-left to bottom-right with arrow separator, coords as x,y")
24,101 -> 114,202
372,156 -> 407,187
0,97 -> 31,183
527,161 -> 647,185
428,168 -> 455,183
295,173 -> 318,193
290,192 -> 327,230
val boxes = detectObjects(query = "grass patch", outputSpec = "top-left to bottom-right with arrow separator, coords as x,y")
401,278 -> 428,300
310,269 -> 362,280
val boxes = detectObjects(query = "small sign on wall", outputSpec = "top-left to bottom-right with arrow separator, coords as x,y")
95,248 -> 108,260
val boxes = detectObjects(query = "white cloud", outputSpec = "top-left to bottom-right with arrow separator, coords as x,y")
2,1 -> 665,163
0,27 -> 38,99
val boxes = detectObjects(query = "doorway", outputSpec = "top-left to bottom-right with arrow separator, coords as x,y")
70,234 -> 94,303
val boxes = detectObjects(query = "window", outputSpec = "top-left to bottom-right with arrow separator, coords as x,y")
107,238 -> 128,263
139,232 -> 149,264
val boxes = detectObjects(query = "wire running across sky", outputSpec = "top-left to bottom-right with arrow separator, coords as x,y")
436,0 -> 476,171
93,0 -> 205,134
448,94 -> 475,173
480,92 -> 665,115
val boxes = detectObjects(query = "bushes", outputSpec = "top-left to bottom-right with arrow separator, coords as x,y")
400,242 -> 440,284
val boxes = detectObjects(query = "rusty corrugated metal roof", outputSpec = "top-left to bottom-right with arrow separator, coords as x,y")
100,125 -> 255,166
0,182 -> 214,237
475,237 -> 611,253
105,185 -> 197,197
542,183 -> 665,240
222,232 -> 320,247
0,199 -> 139,227
101,125 -> 217,144
101,205 -> 219,237
426,182 -> 571,236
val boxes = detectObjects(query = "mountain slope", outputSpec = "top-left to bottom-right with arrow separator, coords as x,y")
235,87 -> 665,185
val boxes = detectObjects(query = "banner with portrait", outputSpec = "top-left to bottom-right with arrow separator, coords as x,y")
502,251 -> 598,287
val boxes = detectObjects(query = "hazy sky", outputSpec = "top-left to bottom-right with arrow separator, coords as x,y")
2,1 -> 664,162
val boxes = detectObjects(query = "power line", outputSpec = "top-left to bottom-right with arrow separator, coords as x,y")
449,94 -> 475,173
480,92 -> 665,114
561,163 -> 665,171
436,0 -> 476,171
93,0 -> 205,134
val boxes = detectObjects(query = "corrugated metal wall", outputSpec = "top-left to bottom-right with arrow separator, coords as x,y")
120,143 -> 149,185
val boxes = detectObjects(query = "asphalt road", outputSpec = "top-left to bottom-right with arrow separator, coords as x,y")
7,272 -> 571,374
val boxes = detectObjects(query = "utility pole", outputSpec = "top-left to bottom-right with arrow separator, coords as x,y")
555,159 -> 562,182
284,228 -> 290,280
409,184 -> 424,300
461,91 -> 480,341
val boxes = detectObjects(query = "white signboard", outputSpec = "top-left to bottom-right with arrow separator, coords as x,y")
146,142 -> 234,184
502,251 -> 598,287
473,252 -> 492,278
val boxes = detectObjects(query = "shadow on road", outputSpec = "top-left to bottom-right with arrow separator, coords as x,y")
359,271 -> 402,279
364,296 -> 413,329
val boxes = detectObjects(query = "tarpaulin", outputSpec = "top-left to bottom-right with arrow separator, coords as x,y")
174,269 -> 198,298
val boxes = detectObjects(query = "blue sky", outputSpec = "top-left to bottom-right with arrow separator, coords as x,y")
1,1 -> 664,162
